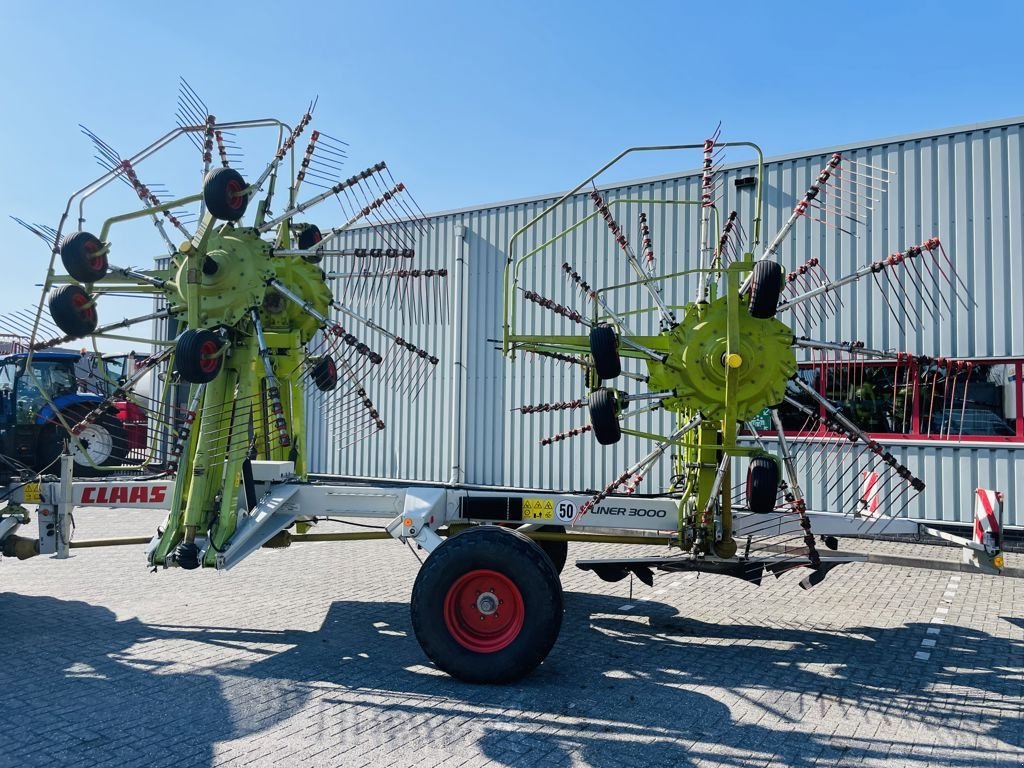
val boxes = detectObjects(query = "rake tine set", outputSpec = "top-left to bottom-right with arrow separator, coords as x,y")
80,125 -> 193,249
295,129 -> 349,192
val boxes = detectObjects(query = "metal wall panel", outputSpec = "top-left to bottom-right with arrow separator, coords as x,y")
313,118 -> 1024,526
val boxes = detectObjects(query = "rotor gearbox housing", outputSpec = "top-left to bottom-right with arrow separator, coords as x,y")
646,297 -> 796,420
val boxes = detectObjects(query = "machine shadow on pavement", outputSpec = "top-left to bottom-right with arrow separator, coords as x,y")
3,588 -> 1021,767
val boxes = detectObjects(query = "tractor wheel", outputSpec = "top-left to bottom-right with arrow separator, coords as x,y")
298,224 -> 323,250
589,325 -> 621,380
588,388 -> 621,445
203,167 -> 249,221
532,525 -> 568,575
49,285 -> 98,338
175,329 -> 224,384
37,408 -> 128,476
311,355 -> 338,391
60,231 -> 108,283
748,260 -> 785,319
410,526 -> 563,683
746,457 -> 780,513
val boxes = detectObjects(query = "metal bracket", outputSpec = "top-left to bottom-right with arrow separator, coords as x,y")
386,487 -> 446,553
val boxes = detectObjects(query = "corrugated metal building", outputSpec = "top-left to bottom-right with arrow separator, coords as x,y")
310,116 -> 1024,527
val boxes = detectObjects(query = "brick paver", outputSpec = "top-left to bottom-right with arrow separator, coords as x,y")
2,508 -> 1022,767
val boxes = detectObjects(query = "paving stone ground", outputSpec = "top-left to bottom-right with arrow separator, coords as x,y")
2,508 -> 1022,768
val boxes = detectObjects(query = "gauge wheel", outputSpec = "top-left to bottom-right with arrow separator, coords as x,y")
298,224 -> 323,250
748,260 -> 785,319
588,388 -> 621,445
746,456 -> 781,513
49,285 -> 98,338
175,329 -> 224,384
589,325 -> 621,380
311,355 -> 338,391
60,231 -> 108,283
203,167 -> 249,221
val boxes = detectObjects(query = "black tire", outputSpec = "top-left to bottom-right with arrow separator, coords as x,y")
60,231 -> 108,283
411,526 -> 563,684
36,407 -> 128,476
746,456 -> 780,513
748,260 -> 785,319
588,388 -> 621,445
49,285 -> 98,338
589,325 -> 621,380
203,167 -> 249,221
532,525 -> 568,575
175,329 -> 224,384
297,225 -> 323,250
311,355 -> 338,391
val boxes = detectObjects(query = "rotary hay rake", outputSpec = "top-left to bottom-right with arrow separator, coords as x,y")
1,108 -> 1011,685
503,129 -> 980,585
14,80 -> 446,570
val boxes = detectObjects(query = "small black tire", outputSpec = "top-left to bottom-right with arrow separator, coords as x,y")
36,407 -> 128,476
588,388 -> 621,445
748,260 -> 785,319
297,225 -> 323,250
531,525 -> 568,575
311,355 -> 338,392
49,285 -> 98,338
60,231 -> 108,283
589,325 -> 621,380
175,329 -> 224,384
411,526 -> 563,684
203,167 -> 249,221
746,456 -> 781,513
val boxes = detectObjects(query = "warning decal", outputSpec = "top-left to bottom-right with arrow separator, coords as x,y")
522,497 -> 555,521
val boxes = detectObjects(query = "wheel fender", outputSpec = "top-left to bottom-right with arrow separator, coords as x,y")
36,393 -> 105,424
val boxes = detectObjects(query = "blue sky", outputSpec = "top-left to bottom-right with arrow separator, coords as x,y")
1,0 -> 1021,326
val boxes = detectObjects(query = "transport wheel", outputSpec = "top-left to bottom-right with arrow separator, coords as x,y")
589,324 -> 621,380
60,231 -> 108,283
410,526 -> 563,683
36,408 -> 128,476
175,329 -> 224,384
748,260 -> 785,319
49,285 -> 98,338
203,167 -> 249,221
746,456 -> 780,513
311,355 -> 338,391
297,224 -> 323,250
588,388 -> 621,445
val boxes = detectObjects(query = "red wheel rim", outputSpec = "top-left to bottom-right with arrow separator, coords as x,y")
84,238 -> 106,272
443,569 -> 525,653
198,339 -> 221,373
70,290 -> 96,322
226,179 -> 245,210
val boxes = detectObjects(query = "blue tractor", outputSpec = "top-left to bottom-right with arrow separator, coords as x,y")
0,349 -> 128,478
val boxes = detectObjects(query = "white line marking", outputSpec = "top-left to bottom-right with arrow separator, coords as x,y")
921,638 -> 937,648
914,651 -> 931,661
619,604 -> 634,611
926,627 -> 941,635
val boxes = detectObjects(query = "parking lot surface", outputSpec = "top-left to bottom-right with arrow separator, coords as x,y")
2,508 -> 1022,768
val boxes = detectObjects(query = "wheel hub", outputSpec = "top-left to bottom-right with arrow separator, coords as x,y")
646,295 -> 797,419
475,591 -> 499,615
